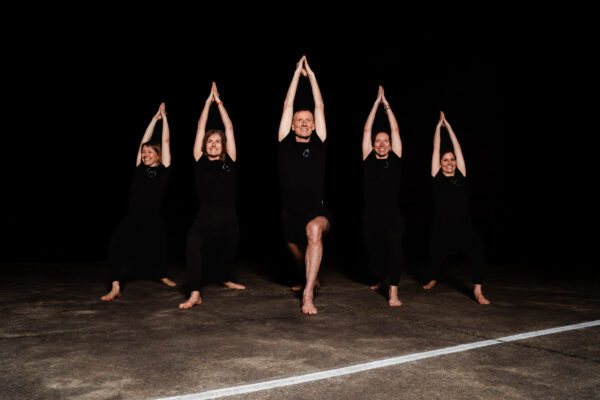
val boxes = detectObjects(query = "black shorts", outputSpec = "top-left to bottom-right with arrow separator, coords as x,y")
281,206 -> 332,245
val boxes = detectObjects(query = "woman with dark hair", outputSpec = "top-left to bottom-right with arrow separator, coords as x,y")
101,103 -> 176,301
361,86 -> 404,306
423,111 -> 490,304
179,82 -> 245,309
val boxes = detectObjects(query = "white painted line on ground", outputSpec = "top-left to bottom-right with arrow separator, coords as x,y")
157,319 -> 600,400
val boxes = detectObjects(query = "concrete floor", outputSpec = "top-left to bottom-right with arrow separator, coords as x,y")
1,260 -> 599,399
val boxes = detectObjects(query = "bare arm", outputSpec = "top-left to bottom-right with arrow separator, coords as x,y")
278,57 -> 304,142
381,88 -> 401,158
362,86 -> 382,160
443,114 -> 466,176
303,56 -> 326,142
136,105 -> 162,166
159,103 -> 171,167
193,84 -> 215,161
213,82 -> 236,161
431,111 -> 444,177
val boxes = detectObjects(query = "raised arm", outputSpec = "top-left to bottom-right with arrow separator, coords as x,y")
193,84 -> 215,161
381,88 -> 401,158
159,103 -> 171,167
362,86 -> 383,160
136,105 -> 162,166
443,114 -> 466,176
431,111 -> 444,177
213,82 -> 236,161
278,57 -> 305,142
303,56 -> 326,142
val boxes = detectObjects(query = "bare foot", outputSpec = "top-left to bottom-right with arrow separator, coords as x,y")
161,277 -> 177,287
369,283 -> 381,290
291,279 -> 320,292
302,295 -> 318,314
388,285 -> 403,307
179,291 -> 202,309
423,280 -> 437,290
223,281 -> 246,290
474,284 -> 490,305
100,283 -> 121,301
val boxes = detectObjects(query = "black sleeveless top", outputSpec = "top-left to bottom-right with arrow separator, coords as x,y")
363,151 -> 402,210
127,164 -> 170,214
277,133 -> 326,214
194,154 -> 236,208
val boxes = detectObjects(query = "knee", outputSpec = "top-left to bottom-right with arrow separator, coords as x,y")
306,223 -> 323,245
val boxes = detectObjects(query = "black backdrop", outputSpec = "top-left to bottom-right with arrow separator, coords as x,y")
4,13 -> 596,276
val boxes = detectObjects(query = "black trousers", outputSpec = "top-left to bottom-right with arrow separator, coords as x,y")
185,207 -> 239,291
426,219 -> 485,284
108,212 -> 168,283
363,207 -> 405,286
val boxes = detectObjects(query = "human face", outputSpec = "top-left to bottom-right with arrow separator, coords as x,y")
141,145 -> 160,167
440,152 -> 456,176
292,111 -> 315,139
373,132 -> 391,158
206,133 -> 223,159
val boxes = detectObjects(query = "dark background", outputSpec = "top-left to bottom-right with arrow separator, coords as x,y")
4,12 -> 596,279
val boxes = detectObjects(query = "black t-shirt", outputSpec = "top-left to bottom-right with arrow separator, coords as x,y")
363,151 -> 402,210
277,133 -> 326,214
432,169 -> 470,220
127,164 -> 170,213
194,154 -> 236,208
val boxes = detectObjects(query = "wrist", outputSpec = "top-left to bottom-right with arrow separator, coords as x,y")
217,101 -> 223,105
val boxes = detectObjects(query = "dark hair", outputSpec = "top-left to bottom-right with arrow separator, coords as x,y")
440,150 -> 456,162
371,131 -> 390,146
202,129 -> 227,161
141,141 -> 162,164
293,109 -> 314,119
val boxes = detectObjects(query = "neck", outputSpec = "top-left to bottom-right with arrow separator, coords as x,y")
375,153 -> 389,159
294,133 -> 311,143
442,170 -> 455,177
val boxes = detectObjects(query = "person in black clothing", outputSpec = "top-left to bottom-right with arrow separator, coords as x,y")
179,82 -> 245,309
278,55 -> 330,314
101,103 -> 176,301
361,86 -> 404,306
423,111 -> 490,305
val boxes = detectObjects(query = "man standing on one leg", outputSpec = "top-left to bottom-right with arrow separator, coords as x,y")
278,55 -> 331,315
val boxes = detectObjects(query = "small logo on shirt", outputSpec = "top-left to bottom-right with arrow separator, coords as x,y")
146,167 -> 157,178
302,148 -> 310,158
222,163 -> 231,173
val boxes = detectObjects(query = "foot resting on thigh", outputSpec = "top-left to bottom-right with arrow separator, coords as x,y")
388,285 -> 403,307
423,280 -> 437,290
369,282 -> 381,290
291,279 -> 320,292
161,277 -> 177,287
223,281 -> 246,290
179,291 -> 202,309
473,284 -> 490,305
101,282 -> 121,301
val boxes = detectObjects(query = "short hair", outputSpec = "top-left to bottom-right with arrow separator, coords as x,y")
141,141 -> 162,164
293,109 -> 314,119
202,129 -> 227,161
372,131 -> 390,146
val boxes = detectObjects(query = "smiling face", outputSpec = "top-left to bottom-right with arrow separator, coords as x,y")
440,152 -> 457,176
373,132 -> 391,158
141,144 -> 160,167
205,133 -> 223,159
292,110 -> 315,139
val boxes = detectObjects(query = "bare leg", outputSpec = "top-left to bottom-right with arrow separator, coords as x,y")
101,281 -> 121,301
302,217 -> 329,315
161,277 -> 177,287
388,285 -> 402,306
223,281 -> 246,290
473,284 -> 490,305
179,290 -> 202,309
423,279 -> 437,290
